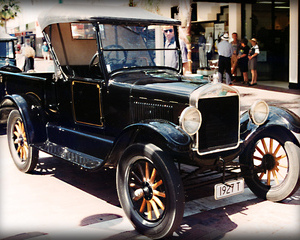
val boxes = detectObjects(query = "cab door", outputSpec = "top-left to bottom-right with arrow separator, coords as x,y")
71,80 -> 103,127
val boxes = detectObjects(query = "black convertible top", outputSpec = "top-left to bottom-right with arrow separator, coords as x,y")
38,3 -> 181,30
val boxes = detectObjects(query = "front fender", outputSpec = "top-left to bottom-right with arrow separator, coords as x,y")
1,94 -> 47,144
105,120 -> 192,167
240,106 -> 300,147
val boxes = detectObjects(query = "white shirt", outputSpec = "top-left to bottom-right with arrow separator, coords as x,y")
218,40 -> 233,58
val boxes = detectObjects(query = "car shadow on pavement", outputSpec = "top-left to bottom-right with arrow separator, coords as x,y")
34,155 -> 120,206
32,154 -> 300,239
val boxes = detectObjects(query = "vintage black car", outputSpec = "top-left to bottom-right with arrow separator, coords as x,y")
0,4 -> 300,239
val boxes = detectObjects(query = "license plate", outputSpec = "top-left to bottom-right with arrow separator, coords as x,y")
214,178 -> 244,200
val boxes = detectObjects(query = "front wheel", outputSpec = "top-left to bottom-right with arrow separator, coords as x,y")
241,130 -> 300,202
7,110 -> 38,173
116,143 -> 184,239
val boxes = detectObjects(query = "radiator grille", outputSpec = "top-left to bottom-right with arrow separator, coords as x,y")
198,96 -> 239,153
133,101 -> 174,122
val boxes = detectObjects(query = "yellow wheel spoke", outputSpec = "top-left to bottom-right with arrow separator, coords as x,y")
153,190 -> 166,198
153,196 -> 165,211
152,179 -> 163,190
145,162 -> 149,181
23,146 -> 28,160
274,143 -> 281,156
139,198 -> 146,213
15,123 -> 21,135
14,131 -> 19,137
19,120 -> 24,132
259,172 -> 265,180
276,154 -> 287,161
272,170 -> 279,185
278,164 -> 288,169
261,138 -> 268,154
20,147 -> 24,160
149,168 -> 157,184
150,199 -> 160,219
147,201 -> 152,220
270,138 -> 273,153
255,146 -> 265,157
138,165 -> 145,182
267,171 -> 271,185
276,169 -> 285,179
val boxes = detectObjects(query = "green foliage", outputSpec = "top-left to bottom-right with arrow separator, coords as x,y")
0,0 -> 21,29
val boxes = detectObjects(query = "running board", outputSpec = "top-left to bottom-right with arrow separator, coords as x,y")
34,141 -> 103,170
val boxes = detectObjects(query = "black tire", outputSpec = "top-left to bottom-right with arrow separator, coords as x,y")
7,110 -> 38,173
116,143 -> 184,239
241,130 -> 300,202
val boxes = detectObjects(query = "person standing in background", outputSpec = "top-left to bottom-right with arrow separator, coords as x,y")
198,32 -> 206,69
237,38 -> 250,84
206,32 -> 213,67
217,33 -> 233,85
22,45 -> 35,72
42,42 -> 50,61
230,32 -> 240,81
163,26 -> 188,73
248,38 -> 260,86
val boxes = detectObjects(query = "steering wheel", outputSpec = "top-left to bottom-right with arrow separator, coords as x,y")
89,52 -> 102,77
104,44 -> 127,65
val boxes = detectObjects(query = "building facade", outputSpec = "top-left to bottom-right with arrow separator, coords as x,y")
5,0 -> 299,89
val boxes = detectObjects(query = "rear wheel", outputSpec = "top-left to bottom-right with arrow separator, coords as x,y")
7,110 -> 38,173
241,130 -> 300,201
116,143 -> 184,239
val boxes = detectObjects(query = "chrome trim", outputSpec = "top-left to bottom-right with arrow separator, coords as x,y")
189,83 -> 241,156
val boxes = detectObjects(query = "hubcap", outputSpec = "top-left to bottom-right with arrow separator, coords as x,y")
253,137 -> 288,186
262,153 -> 276,171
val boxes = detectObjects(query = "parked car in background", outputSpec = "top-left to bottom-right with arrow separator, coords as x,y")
0,4 -> 300,239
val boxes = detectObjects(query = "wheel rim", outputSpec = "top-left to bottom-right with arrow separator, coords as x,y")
252,137 -> 289,186
128,159 -> 166,222
12,119 -> 29,162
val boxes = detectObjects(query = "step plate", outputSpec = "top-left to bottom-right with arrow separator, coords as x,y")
34,141 -> 103,170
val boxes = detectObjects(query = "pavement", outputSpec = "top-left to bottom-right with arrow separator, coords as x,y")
0,60 -> 300,240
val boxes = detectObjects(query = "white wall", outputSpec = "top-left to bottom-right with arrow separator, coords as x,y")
228,3 -> 241,38
197,2 -> 221,22
289,0 -> 299,85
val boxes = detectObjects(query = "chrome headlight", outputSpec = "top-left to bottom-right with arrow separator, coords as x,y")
179,106 -> 202,135
249,100 -> 269,125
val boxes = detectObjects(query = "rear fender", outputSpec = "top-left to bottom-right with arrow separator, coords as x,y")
105,120 -> 192,167
240,106 -> 300,148
0,94 -> 47,144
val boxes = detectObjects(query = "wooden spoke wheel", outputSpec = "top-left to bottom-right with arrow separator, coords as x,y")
117,143 -> 184,239
241,130 -> 300,202
253,137 -> 288,186
129,160 -> 166,222
7,110 -> 38,173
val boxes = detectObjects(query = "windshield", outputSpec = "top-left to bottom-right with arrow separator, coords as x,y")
99,24 -> 181,73
0,41 -> 14,59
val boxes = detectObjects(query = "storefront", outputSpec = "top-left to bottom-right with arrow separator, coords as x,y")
189,0 -> 299,89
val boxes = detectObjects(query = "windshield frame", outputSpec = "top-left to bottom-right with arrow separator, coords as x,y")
97,23 -> 182,78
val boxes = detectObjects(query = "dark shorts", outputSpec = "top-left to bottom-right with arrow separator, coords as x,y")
218,55 -> 231,74
238,59 -> 248,73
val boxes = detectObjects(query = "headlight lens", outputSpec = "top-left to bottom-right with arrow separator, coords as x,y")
249,100 -> 269,125
179,106 -> 202,135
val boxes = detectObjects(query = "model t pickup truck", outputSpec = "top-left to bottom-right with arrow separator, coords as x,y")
1,4 -> 300,239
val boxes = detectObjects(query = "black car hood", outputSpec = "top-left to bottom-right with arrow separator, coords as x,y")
110,70 -> 209,103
